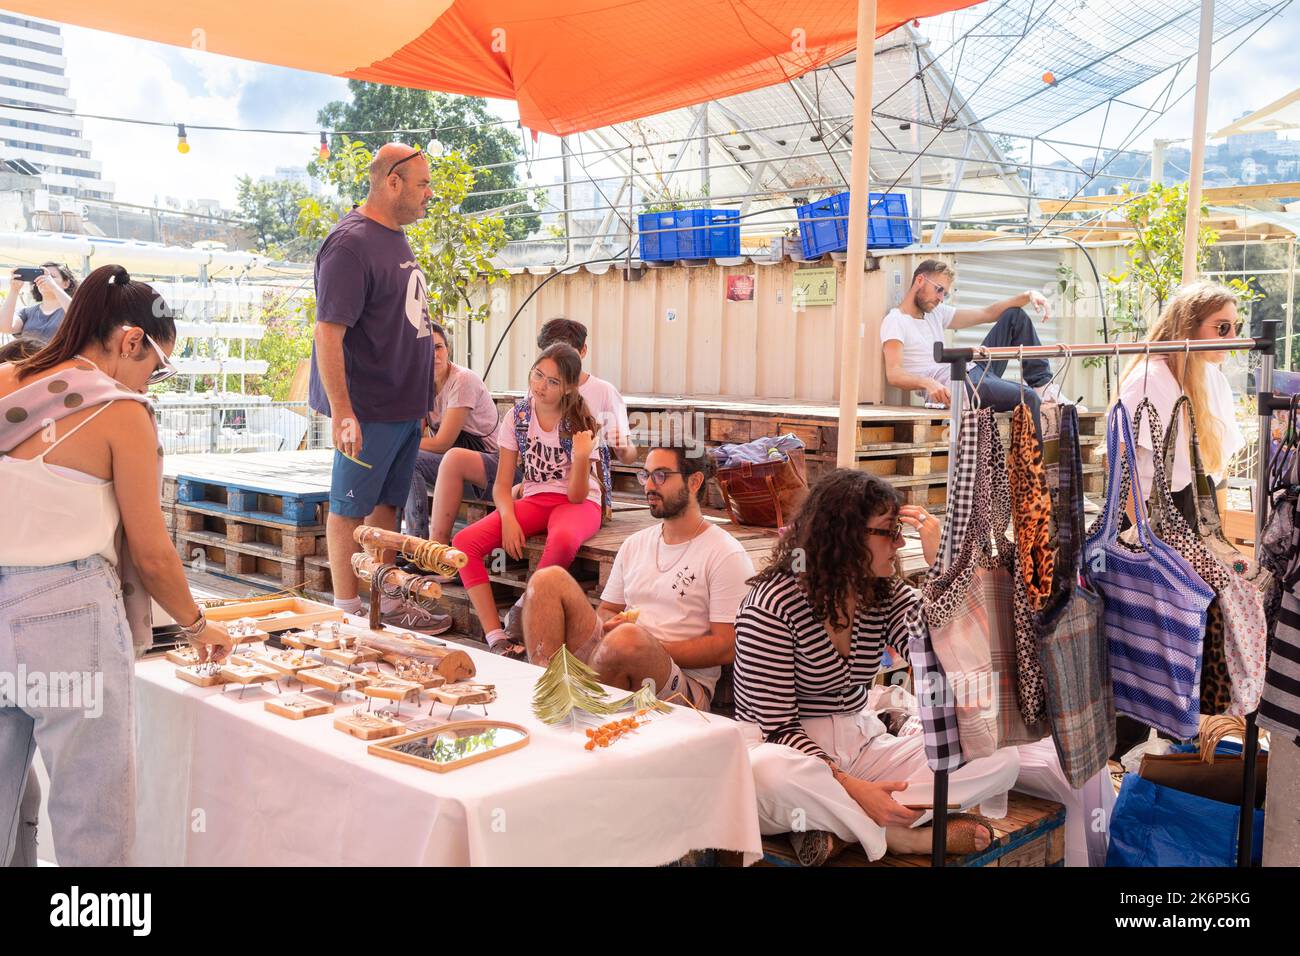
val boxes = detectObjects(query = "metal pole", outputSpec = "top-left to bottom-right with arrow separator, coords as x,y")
1239,317 -> 1277,867
700,102 -> 711,198
1182,0 -> 1215,282
1286,237 -> 1296,371
560,136 -> 574,267
835,0 -> 878,468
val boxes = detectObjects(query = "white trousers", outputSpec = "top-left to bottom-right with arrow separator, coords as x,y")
743,689 -> 1113,865
742,707 -> 1021,861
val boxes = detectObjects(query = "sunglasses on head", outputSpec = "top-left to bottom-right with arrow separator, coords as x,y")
386,149 -> 423,178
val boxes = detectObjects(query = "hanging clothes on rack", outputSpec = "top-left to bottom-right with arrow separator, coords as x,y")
1160,396 -> 1268,717
987,412 -> 1048,746
1085,401 -> 1215,741
907,408 -> 978,772
1038,405 -> 1114,788
1259,403 -> 1300,738
1007,399 -> 1053,728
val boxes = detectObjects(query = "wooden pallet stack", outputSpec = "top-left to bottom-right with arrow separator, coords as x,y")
164,451 -> 333,594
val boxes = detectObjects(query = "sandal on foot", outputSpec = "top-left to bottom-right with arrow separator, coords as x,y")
488,639 -> 528,661
789,829 -> 851,867
944,814 -> 997,855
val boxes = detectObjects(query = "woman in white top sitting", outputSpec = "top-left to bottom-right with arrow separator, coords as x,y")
0,264 -> 231,867
1116,281 -> 1246,524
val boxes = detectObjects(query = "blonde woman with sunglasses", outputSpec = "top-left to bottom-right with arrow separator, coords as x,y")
1116,281 -> 1247,523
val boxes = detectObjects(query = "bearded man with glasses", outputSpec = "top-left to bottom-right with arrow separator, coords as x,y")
518,445 -> 755,711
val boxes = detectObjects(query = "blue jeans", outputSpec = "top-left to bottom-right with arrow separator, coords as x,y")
0,557 -> 135,866
967,307 -> 1050,424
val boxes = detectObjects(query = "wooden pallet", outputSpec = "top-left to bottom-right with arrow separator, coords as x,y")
175,530 -> 307,590
176,476 -> 329,527
175,504 -> 324,557
757,792 -> 1065,867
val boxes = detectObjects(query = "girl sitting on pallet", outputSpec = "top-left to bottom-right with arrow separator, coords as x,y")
452,343 -> 612,658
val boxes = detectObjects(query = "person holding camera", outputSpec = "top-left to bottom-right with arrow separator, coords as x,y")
1,262 -> 78,344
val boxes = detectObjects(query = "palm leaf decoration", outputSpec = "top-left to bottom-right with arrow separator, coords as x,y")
532,645 -> 620,724
610,680 -> 672,715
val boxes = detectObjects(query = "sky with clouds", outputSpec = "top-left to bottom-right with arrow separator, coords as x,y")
46,1 -> 1300,210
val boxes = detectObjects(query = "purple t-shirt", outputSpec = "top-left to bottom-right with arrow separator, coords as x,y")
308,210 -> 436,422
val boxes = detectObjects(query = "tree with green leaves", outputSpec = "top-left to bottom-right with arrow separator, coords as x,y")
296,138 -> 509,324
316,83 -> 540,239
235,175 -> 314,258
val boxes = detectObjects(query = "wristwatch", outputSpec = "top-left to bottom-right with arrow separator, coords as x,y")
176,608 -> 207,641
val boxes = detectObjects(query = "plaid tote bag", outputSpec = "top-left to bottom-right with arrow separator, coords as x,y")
1037,405 -> 1113,788
1084,401 -> 1214,740
906,408 -> 981,772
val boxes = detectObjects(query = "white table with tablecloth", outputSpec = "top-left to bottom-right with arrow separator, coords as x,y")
131,633 -> 762,867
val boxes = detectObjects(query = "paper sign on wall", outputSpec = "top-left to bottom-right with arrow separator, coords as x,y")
792,267 -> 837,308
726,274 -> 755,302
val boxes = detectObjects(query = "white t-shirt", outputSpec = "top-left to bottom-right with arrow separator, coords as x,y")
579,374 -> 630,448
496,398 -> 601,504
429,363 -> 500,451
1117,357 -> 1244,494
879,304 -> 957,385
601,523 -> 757,695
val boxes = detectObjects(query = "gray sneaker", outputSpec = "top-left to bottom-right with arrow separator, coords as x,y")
503,596 -> 526,645
381,600 -> 453,635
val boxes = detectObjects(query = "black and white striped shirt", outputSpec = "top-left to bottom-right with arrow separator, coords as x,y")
733,572 -> 918,761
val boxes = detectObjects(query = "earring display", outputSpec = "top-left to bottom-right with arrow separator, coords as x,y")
390,656 -> 448,689
297,665 -> 373,694
362,678 -> 425,705
265,694 -> 335,720
176,663 -> 224,687
249,649 -> 316,677
357,630 -> 476,682
279,631 -> 311,651
297,622 -> 341,650
335,707 -> 407,740
226,618 -> 270,645
166,646 -> 202,667
219,662 -> 278,685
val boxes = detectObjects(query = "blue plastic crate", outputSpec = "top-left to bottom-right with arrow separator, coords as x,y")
638,208 -> 740,261
796,191 -> 913,258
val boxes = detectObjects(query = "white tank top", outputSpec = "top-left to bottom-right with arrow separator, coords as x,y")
0,402 -> 120,567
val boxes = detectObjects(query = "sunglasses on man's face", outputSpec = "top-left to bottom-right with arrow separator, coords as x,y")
864,521 -> 905,543
920,275 -> 950,299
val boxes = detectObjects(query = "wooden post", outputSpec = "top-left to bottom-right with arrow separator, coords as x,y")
1182,0 -> 1214,283
835,0 -> 878,468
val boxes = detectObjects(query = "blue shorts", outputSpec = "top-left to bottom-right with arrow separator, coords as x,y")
476,452 -> 522,501
330,419 -> 422,518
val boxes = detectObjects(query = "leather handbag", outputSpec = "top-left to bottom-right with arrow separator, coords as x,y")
715,445 -> 808,528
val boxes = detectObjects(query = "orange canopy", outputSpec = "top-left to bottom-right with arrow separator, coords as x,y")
15,0 -> 981,134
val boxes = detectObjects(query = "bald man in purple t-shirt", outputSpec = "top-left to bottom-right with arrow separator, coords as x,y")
308,143 -> 447,633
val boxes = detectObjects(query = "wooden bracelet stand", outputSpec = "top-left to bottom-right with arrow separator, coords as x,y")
350,526 -> 467,634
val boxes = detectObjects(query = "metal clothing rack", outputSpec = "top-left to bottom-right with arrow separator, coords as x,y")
928,320 -> 1279,868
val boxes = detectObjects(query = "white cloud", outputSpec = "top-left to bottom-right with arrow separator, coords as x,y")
59,25 -> 347,208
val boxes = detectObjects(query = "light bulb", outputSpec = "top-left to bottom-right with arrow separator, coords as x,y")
176,123 -> 189,154
427,139 -> 444,157
318,131 -> 330,161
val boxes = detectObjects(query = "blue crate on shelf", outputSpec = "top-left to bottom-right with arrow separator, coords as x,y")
796,192 -> 913,258
638,208 -> 740,261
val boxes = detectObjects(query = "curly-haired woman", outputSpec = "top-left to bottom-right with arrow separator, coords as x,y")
734,469 -> 1021,864
734,469 -> 1113,866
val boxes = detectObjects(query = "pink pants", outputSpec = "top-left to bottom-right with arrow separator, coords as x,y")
453,492 -> 602,589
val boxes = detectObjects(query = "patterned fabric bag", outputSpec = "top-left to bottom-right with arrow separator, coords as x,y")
1085,401 -> 1214,740
1158,396 -> 1267,716
906,408 -> 979,772
1037,405 -> 1114,788
1007,401 -> 1053,726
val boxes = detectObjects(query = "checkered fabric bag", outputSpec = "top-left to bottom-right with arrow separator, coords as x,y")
907,408 -> 981,772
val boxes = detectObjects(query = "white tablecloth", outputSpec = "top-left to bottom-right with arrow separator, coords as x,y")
132,633 -> 762,866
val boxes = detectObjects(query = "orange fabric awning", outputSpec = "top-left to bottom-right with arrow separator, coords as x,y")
14,1 -> 982,134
